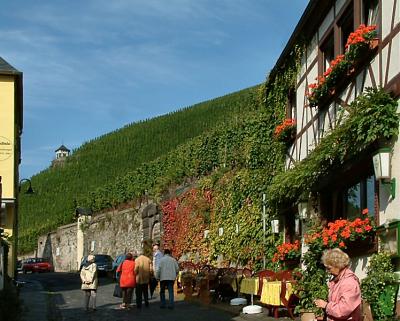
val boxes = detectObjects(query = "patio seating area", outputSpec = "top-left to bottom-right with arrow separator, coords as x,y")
177,262 -> 299,319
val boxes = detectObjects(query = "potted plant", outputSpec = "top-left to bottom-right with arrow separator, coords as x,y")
361,252 -> 399,321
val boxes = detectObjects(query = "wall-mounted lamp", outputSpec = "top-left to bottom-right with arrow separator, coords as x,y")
19,178 -> 34,195
297,200 -> 308,220
271,219 -> 279,234
373,148 -> 396,199
295,216 -> 300,235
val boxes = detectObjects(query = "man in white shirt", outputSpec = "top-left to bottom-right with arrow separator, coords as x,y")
156,249 -> 179,309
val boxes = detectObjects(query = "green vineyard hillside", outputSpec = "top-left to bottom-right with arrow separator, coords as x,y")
18,85 -> 262,253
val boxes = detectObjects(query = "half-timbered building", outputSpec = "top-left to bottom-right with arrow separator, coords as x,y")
272,0 -> 400,277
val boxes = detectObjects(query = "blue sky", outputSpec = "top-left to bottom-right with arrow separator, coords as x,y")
1,0 -> 309,179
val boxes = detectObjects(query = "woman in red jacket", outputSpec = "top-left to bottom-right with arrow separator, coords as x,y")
116,252 -> 136,309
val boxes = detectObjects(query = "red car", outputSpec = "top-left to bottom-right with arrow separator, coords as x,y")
22,258 -> 54,273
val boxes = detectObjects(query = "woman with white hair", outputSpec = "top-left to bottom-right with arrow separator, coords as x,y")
80,254 -> 98,311
315,248 -> 361,321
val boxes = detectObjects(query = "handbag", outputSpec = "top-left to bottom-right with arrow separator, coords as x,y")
113,283 -> 123,298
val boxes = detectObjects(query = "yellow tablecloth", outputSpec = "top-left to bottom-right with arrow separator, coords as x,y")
239,277 -> 259,295
260,280 -> 293,305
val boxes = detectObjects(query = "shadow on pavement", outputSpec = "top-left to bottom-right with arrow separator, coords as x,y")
55,301 -> 240,321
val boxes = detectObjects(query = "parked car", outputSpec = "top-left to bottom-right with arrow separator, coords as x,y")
112,254 -> 126,279
80,254 -> 113,276
21,258 -> 53,273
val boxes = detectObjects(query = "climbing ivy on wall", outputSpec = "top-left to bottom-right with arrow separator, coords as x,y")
201,168 -> 278,270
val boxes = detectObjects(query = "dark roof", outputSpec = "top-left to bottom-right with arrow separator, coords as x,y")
75,207 -> 93,216
0,57 -> 21,75
55,145 -> 70,152
270,0 -> 334,79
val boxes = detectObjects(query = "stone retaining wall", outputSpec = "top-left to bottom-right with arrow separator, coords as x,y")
29,201 -> 162,272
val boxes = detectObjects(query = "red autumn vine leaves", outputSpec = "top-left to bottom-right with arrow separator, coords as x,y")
161,188 -> 212,260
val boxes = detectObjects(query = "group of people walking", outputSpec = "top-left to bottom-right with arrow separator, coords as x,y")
79,244 -> 179,311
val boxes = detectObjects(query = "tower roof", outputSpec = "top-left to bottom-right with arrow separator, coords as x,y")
55,145 -> 70,153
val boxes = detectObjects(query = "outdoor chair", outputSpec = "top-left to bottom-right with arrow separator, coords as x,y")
257,269 -> 276,296
268,270 -> 299,319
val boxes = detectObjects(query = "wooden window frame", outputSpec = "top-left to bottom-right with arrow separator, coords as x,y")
320,159 -> 378,222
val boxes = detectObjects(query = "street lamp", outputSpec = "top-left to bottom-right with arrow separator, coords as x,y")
19,178 -> 34,195
271,219 -> 280,234
373,148 -> 396,199
297,200 -> 308,220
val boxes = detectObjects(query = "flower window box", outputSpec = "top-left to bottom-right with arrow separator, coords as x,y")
274,118 -> 296,144
343,234 -> 376,257
304,213 -> 375,254
307,25 -> 378,108
272,240 -> 301,268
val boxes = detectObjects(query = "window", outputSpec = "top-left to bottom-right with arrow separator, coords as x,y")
339,5 -> 354,53
343,174 -> 376,220
287,89 -> 296,119
284,209 -> 301,243
320,161 -> 377,222
320,32 -> 335,73
363,0 -> 379,25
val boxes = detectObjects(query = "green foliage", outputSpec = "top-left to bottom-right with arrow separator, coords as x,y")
361,252 -> 398,321
203,168 -> 278,270
294,220 -> 328,314
267,87 -> 399,210
18,86 -> 262,253
264,43 -> 304,122
294,250 -> 328,314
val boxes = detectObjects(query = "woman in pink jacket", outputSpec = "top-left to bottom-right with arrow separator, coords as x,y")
116,252 -> 136,309
315,248 -> 361,321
